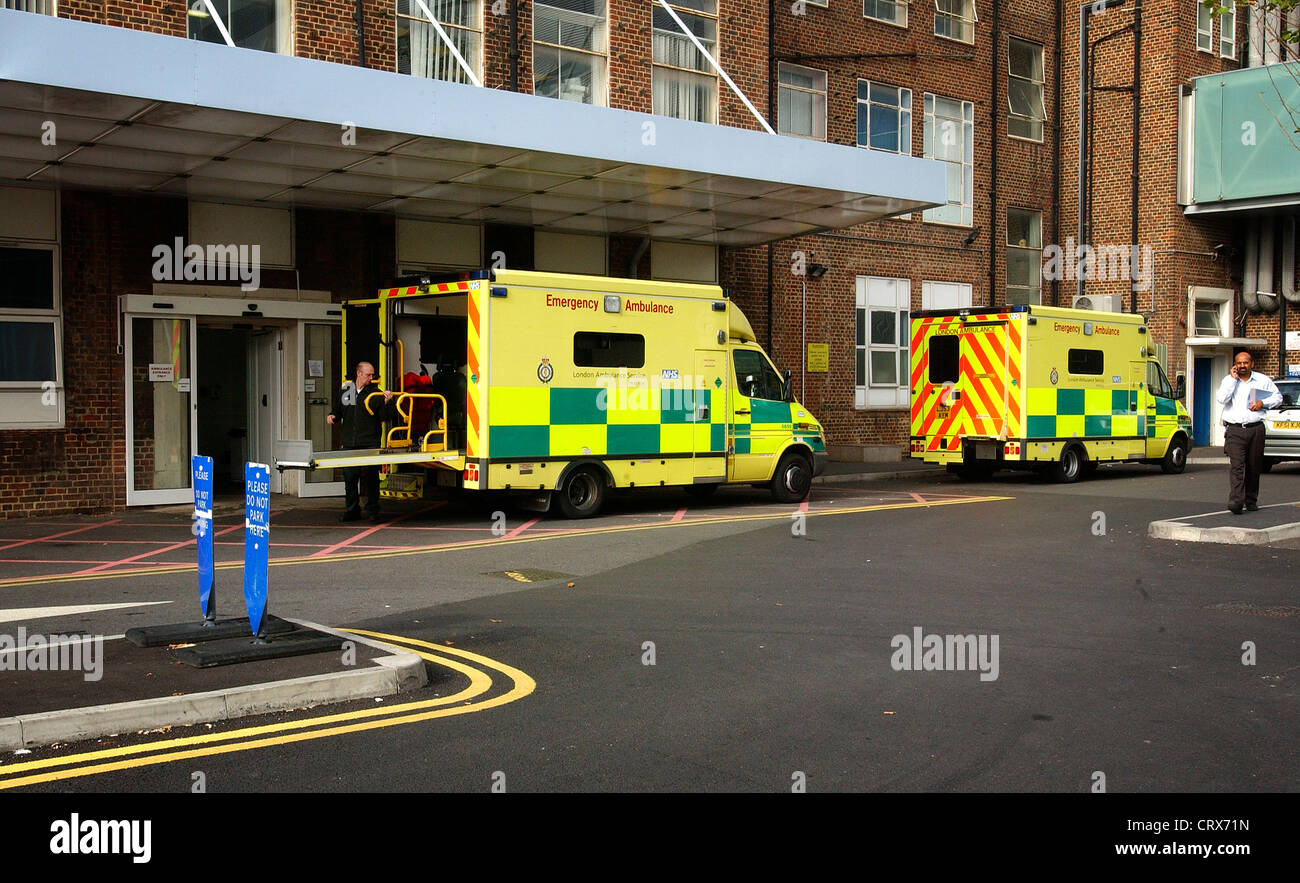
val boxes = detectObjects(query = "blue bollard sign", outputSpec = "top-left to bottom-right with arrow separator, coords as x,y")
193,455 -> 215,619
243,462 -> 271,637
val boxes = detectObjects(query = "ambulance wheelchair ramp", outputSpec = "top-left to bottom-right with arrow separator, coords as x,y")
273,439 -> 465,471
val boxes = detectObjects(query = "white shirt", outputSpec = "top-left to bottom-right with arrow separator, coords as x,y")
1216,370 -> 1282,425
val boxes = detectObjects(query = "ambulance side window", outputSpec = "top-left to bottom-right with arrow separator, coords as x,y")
574,332 -> 645,368
734,350 -> 783,401
928,336 -> 958,385
1068,349 -> 1104,375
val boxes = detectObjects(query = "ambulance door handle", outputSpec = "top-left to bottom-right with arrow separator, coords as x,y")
736,408 -> 750,415
697,405 -> 709,420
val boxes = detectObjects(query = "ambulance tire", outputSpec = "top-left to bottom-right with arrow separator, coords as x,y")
1160,437 -> 1189,474
1050,445 -> 1086,484
557,467 -> 606,519
770,451 -> 813,503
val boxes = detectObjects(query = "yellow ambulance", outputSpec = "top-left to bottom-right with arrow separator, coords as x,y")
909,305 -> 1192,481
284,269 -> 826,517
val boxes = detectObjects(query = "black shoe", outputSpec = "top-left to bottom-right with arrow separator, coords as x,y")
339,511 -> 362,523
1246,502 -> 1259,511
1228,504 -> 1243,515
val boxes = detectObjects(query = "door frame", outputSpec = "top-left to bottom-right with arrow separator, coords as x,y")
124,312 -> 198,506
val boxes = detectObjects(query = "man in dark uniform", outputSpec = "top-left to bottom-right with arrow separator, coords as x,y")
327,361 -> 395,522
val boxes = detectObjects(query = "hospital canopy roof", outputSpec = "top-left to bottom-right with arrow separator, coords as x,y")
0,10 -> 945,247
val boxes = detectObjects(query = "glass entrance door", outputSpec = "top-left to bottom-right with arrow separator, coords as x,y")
126,315 -> 197,505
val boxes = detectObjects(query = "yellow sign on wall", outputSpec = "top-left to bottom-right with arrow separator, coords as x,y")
807,343 -> 828,373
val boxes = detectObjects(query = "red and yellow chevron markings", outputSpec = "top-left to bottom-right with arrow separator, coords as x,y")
466,284 -> 482,460
913,313 -> 1024,452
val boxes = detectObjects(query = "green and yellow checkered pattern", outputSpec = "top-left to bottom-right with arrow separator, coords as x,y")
1025,388 -> 1143,438
488,386 -> 726,457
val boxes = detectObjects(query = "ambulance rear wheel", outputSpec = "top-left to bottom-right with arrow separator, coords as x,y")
771,452 -> 813,503
1050,445 -> 1086,483
1161,437 -> 1189,474
558,468 -> 606,518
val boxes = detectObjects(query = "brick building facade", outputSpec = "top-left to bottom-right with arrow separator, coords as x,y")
1,0 -> 1297,515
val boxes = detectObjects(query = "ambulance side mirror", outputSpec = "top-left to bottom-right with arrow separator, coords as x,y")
1174,376 -> 1186,400
783,369 -> 794,402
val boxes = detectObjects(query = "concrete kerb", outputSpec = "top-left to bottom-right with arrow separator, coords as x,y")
0,619 -> 427,751
814,468 -> 940,484
1148,501 -> 1300,545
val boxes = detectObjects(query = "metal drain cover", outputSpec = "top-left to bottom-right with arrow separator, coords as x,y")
1203,603 -> 1300,618
482,569 -> 573,583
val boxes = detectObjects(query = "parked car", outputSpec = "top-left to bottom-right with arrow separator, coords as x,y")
1262,380 -> 1300,472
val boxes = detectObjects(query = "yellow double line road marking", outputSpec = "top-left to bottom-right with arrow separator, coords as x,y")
0,631 -> 535,790
0,495 -> 1010,589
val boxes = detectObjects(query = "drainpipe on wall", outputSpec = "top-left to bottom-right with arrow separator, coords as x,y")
1130,2 -> 1140,313
989,0 -> 999,308
1242,218 -> 1260,316
1259,219 -> 1279,313
1052,0 -> 1062,306
355,0 -> 366,67
510,0 -> 519,92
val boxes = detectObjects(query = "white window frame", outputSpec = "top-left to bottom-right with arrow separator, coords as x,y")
652,0 -> 720,124
921,280 -> 972,311
857,79 -> 912,153
934,0 -> 977,45
1007,37 -> 1045,142
397,0 -> 485,85
863,0 -> 907,27
778,62 -> 828,140
923,93 -> 975,227
855,276 -> 911,409
2,0 -> 57,13
1005,208 -> 1042,306
1219,3 -> 1236,59
187,0 -> 293,55
1196,2 -> 1214,53
0,240 -> 63,429
1187,287 -> 1233,339
533,0 -> 610,106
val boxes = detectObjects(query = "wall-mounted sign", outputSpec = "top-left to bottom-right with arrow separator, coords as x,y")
148,363 -> 174,382
807,343 -> 829,373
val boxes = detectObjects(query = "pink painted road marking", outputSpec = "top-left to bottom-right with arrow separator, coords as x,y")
502,517 -> 540,539
69,523 -> 244,575
0,519 -> 121,553
909,492 -> 927,503
670,507 -> 687,523
309,504 -> 444,558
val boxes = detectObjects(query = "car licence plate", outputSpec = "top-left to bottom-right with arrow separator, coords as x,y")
1272,420 -> 1300,429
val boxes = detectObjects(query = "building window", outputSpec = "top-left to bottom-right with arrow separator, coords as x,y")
863,0 -> 907,26
923,94 -> 974,226
187,0 -> 292,54
857,80 -> 912,153
1193,303 -> 1223,336
0,243 -> 61,428
534,0 -> 608,105
1008,38 -> 1045,141
934,0 -> 976,44
397,0 -> 483,85
778,63 -> 828,140
653,0 -> 719,123
1219,3 -> 1236,58
1006,208 -> 1042,306
1196,2 -> 1213,53
921,280 -> 972,310
855,276 -> 911,408
3,0 -> 56,14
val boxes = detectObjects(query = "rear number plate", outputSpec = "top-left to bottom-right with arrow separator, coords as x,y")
1273,421 -> 1300,429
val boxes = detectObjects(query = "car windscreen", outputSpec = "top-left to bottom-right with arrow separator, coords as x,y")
1275,382 -> 1300,407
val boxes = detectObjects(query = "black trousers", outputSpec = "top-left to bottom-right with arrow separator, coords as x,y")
342,462 -> 381,516
1223,422 -> 1265,508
